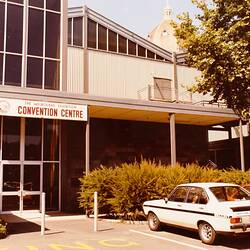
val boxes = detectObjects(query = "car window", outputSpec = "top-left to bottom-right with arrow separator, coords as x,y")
168,187 -> 188,202
186,187 -> 208,204
210,186 -> 250,202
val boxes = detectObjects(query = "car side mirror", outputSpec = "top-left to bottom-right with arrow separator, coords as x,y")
164,197 -> 168,203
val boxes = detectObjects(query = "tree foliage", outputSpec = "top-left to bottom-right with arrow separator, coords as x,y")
173,0 -> 250,120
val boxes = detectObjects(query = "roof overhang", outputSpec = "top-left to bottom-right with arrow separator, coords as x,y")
0,86 -> 239,126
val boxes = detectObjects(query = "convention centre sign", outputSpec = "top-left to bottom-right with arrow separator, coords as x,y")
0,97 -> 88,121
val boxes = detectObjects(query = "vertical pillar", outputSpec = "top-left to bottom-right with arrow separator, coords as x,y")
169,113 -> 176,165
83,5 -> 89,94
85,107 -> 90,175
172,52 -> 179,102
239,120 -> 245,172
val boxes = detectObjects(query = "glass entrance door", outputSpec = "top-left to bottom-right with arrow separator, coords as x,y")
0,116 -> 60,213
1,164 -> 41,212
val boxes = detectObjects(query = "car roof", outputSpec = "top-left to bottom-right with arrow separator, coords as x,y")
177,182 -> 239,188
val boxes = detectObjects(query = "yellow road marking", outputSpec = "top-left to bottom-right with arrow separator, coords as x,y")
98,239 -> 139,248
27,247 -> 39,250
49,243 -> 95,250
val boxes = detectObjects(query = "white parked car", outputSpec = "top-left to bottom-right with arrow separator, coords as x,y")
143,183 -> 250,245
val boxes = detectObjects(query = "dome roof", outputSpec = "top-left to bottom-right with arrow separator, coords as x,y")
147,4 -> 180,52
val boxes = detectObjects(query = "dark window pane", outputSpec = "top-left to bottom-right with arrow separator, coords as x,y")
7,0 -> 23,4
45,59 -> 60,90
0,2 -> 5,51
138,45 -> 146,57
108,30 -> 117,52
24,165 -> 40,191
3,165 -> 20,191
118,35 -> 126,54
28,8 -> 44,56
29,0 -> 44,8
169,187 -> 188,202
5,54 -> 22,86
27,57 -> 43,88
2,117 -> 20,160
128,40 -> 136,55
147,50 -> 155,59
6,4 -> 23,53
73,17 -> 82,46
46,0 -> 60,12
87,18 -> 96,49
98,24 -> 107,50
2,196 -> 19,211
156,54 -> 164,61
43,120 -> 59,161
43,163 -> 59,211
46,12 -> 60,59
23,195 -> 40,210
68,18 -> 72,45
0,53 -> 3,84
25,119 -> 42,160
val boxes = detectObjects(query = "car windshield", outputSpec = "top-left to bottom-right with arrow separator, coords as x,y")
210,186 -> 250,202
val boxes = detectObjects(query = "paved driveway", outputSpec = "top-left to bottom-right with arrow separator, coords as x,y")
0,217 -> 250,250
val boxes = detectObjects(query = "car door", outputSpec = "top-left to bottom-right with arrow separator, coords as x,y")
183,187 -> 210,229
163,186 -> 189,226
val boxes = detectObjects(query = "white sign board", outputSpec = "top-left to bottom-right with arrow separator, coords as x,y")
0,97 -> 88,121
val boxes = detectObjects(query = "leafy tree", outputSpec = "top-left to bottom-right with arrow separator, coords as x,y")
173,0 -> 250,120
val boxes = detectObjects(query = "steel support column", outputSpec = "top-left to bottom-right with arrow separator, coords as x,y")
85,107 -> 90,175
170,113 -> 176,165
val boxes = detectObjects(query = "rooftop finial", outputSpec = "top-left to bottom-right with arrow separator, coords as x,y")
164,0 -> 172,20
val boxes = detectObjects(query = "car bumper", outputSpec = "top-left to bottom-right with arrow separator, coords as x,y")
230,223 -> 250,231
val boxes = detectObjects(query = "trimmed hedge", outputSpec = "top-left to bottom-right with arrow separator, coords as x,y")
0,218 -> 7,239
78,160 -> 250,218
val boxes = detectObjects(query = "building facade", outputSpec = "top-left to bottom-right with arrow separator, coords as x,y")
0,1 -> 247,213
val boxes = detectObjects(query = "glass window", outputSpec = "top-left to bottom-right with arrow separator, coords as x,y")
46,0 -> 60,12
0,53 -> 3,84
210,186 -> 250,202
156,54 -> 164,61
28,8 -> 44,56
187,187 -> 208,204
29,0 -> 44,8
24,165 -> 40,191
68,18 -> 72,45
2,117 -> 20,160
46,12 -> 60,59
118,35 -> 127,54
25,119 -> 42,160
27,57 -> 43,88
87,18 -> 96,49
43,120 -> 59,161
108,30 -> 117,52
147,50 -> 155,59
2,196 -> 19,211
128,40 -> 136,55
5,54 -> 22,86
7,0 -> 23,3
45,59 -> 60,90
168,187 -> 188,202
73,17 -> 82,46
0,2 -> 5,51
43,163 -> 59,210
98,24 -> 107,50
6,4 -> 23,53
3,165 -> 20,191
138,45 -> 146,57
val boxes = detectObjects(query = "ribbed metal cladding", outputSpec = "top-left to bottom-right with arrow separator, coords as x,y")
88,50 -> 173,100
67,47 -> 84,93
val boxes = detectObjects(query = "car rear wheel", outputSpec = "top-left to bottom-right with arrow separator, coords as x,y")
198,222 -> 216,245
148,212 -> 161,231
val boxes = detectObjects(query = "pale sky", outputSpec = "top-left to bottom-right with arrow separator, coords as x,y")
68,0 -> 199,37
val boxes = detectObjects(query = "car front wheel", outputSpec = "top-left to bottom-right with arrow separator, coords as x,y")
147,212 -> 161,231
198,222 -> 216,245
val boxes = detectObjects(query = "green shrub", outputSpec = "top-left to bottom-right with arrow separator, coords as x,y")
78,166 -> 116,215
78,159 -> 250,219
0,218 -> 7,239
